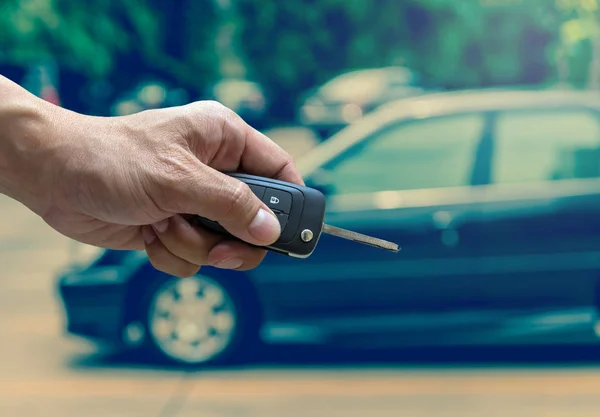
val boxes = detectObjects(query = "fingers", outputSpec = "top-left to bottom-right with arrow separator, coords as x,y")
240,126 -> 305,186
205,169 -> 281,245
207,240 -> 267,271
150,214 -> 223,265
142,225 -> 200,278
185,101 -> 304,185
149,101 -> 303,249
141,215 -> 267,277
170,165 -> 282,247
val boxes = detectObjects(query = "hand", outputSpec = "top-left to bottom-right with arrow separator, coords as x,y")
3,86 -> 303,277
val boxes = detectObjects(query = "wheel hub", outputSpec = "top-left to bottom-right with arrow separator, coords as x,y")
148,275 -> 236,363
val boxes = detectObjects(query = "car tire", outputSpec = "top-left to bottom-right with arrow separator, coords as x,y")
137,273 -> 260,367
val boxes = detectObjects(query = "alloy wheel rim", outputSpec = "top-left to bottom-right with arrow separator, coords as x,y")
148,275 -> 236,363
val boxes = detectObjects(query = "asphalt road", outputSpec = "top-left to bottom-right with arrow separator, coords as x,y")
6,195 -> 600,416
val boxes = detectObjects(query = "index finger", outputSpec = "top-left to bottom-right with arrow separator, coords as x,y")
184,100 -> 305,185
239,126 -> 305,186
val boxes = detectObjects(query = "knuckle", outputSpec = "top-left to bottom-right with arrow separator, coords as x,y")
283,152 -> 295,166
282,156 -> 296,174
203,99 -> 239,123
215,104 -> 242,135
224,113 -> 246,136
200,100 -> 229,115
279,155 -> 297,175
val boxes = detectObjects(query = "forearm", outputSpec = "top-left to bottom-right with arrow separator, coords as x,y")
0,75 -> 69,214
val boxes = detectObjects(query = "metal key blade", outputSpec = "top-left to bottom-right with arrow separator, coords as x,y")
322,224 -> 400,252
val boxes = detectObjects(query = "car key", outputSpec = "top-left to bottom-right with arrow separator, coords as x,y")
188,172 -> 399,258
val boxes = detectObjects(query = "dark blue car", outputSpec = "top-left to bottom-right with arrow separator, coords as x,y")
58,88 -> 600,366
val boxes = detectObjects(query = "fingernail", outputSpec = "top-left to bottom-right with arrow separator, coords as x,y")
248,208 -> 280,243
142,226 -> 157,245
213,258 -> 243,269
153,218 -> 169,233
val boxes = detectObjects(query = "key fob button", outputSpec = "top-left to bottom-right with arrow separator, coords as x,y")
263,189 -> 292,214
249,184 -> 266,199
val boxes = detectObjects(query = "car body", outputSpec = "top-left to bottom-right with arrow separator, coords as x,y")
57,88 -> 600,365
207,78 -> 267,129
298,66 -> 429,139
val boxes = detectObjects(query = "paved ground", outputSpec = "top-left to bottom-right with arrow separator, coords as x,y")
5,194 -> 600,416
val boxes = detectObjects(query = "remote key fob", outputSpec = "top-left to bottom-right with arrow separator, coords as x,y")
189,173 -> 399,258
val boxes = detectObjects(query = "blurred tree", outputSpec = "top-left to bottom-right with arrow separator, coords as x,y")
554,0 -> 600,88
236,0 -> 416,120
0,0 -> 220,111
414,0 -> 561,86
2,0 -> 598,120
236,0 -> 600,124
422,0 -> 600,88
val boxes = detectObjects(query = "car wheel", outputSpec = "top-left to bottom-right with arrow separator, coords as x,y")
139,273 -> 258,367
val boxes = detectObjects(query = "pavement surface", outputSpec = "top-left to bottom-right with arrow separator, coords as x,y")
6,193 -> 600,416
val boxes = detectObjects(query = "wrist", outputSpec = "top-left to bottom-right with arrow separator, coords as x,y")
0,78 -> 72,215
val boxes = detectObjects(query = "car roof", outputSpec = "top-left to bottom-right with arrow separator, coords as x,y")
382,87 -> 600,114
295,88 -> 600,176
328,66 -> 413,80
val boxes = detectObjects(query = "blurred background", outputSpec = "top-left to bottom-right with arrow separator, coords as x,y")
4,0 -> 600,416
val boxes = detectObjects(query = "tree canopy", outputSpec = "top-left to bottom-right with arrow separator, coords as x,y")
1,0 -> 598,118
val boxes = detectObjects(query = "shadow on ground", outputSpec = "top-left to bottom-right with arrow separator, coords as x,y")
66,343 -> 600,373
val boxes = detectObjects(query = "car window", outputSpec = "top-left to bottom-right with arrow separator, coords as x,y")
321,113 -> 486,195
492,110 -> 600,184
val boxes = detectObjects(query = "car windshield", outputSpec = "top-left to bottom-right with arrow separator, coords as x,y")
312,111 -> 486,194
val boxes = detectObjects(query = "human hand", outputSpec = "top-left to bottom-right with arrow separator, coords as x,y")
2,82 -> 303,277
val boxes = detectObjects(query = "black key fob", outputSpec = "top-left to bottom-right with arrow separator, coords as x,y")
189,173 -> 327,258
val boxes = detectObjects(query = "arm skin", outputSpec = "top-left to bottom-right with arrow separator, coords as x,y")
0,75 -> 61,212
0,74 -> 304,277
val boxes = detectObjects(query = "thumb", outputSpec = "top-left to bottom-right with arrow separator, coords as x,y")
173,166 -> 281,246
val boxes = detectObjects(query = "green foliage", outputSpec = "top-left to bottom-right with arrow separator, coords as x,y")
236,0 -> 600,116
418,0 -> 600,87
0,0 -> 220,89
2,0 -> 598,116
413,0 -> 562,86
1,0 -> 130,76
236,0 -> 416,117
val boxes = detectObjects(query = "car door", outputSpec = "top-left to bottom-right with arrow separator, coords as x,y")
253,112 -> 491,333
477,107 -> 600,326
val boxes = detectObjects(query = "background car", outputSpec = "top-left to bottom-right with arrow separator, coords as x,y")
206,78 -> 268,129
57,88 -> 600,367
297,66 -> 429,139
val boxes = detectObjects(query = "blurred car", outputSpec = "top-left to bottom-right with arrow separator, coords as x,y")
57,88 -> 600,366
298,66 -> 429,139
111,80 -> 191,116
207,78 -> 267,129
